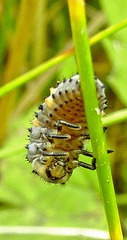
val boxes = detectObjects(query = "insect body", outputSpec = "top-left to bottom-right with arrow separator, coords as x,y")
26,74 -> 107,184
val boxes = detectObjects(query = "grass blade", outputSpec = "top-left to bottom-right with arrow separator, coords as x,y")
102,108 -> 127,127
0,19 -> 127,98
67,0 -> 123,239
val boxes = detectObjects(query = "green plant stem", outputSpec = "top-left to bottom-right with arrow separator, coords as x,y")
0,49 -> 73,98
102,108 -> 127,127
0,19 -> 127,98
67,1 -> 123,239
89,18 -> 127,46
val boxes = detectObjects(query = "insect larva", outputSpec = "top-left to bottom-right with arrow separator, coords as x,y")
26,74 -> 107,184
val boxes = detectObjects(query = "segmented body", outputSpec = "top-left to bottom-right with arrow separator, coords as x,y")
26,74 -> 107,184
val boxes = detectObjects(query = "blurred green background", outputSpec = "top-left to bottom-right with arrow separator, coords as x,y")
0,0 -> 127,239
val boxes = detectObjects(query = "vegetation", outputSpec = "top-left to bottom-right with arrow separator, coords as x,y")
0,0 -> 127,239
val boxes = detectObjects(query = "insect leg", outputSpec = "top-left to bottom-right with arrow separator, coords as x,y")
84,134 -> 90,140
78,149 -> 113,170
76,149 -> 93,157
78,158 -> 96,170
56,120 -> 81,130
76,149 -> 113,158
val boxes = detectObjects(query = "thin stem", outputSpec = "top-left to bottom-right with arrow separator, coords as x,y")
0,226 -> 109,238
102,108 -> 127,127
89,18 -> 127,46
0,19 -> 127,98
67,1 -> 123,239
0,49 -> 73,98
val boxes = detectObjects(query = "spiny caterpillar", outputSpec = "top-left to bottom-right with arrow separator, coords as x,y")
26,74 -> 107,184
